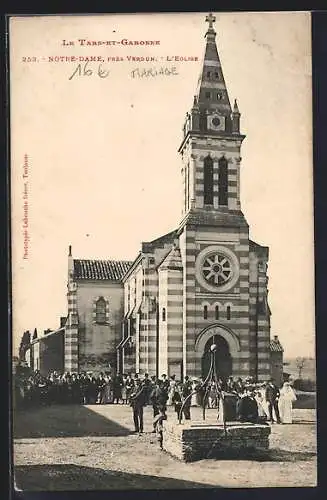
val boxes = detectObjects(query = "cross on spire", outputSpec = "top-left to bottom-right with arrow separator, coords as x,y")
205,12 -> 216,30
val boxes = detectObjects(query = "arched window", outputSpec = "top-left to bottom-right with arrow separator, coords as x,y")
95,297 -> 106,324
218,157 -> 228,206
204,156 -> 214,205
162,307 -> 166,322
215,305 -> 220,320
226,305 -> 231,320
203,305 -> 208,320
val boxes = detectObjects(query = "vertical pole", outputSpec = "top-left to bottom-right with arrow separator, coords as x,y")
222,392 -> 227,436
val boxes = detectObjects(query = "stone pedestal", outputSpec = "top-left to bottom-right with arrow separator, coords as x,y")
163,421 -> 271,462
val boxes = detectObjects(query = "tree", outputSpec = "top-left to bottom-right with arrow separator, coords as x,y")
296,357 -> 306,379
18,330 -> 31,361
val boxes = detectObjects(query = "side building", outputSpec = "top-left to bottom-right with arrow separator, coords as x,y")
64,246 -> 132,373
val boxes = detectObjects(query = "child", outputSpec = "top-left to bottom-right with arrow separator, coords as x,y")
153,410 -> 167,449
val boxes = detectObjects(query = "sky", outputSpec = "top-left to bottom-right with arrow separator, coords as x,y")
10,12 -> 314,358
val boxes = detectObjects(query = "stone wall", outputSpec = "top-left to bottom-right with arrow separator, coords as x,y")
163,421 -> 271,462
39,331 -> 64,375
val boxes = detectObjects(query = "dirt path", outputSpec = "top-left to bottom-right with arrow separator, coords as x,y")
14,405 -> 317,490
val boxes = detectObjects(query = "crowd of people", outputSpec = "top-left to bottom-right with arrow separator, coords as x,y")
14,370 -> 145,408
14,368 -> 297,447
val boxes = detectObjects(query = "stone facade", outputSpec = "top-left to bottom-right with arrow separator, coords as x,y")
27,329 -> 64,376
77,281 -> 125,373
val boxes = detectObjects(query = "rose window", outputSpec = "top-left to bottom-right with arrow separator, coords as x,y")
202,253 -> 232,286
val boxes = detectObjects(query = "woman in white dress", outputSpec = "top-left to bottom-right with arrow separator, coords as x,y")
254,389 -> 267,422
191,379 -> 199,407
278,382 -> 297,424
259,383 -> 270,419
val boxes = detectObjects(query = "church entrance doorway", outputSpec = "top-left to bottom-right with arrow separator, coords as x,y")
201,335 -> 232,381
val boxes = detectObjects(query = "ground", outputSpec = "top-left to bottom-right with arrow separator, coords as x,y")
13,404 -> 317,490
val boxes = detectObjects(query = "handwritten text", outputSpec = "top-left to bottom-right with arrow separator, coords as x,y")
131,66 -> 178,78
68,61 -> 110,80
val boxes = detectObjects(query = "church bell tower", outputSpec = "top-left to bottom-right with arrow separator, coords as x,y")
177,14 -> 271,382
179,12 -> 245,217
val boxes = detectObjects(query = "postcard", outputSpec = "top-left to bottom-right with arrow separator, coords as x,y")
10,12 -> 316,490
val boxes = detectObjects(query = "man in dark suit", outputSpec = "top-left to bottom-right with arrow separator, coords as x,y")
130,380 -> 147,434
161,374 -> 170,395
265,379 -> 281,423
142,373 -> 152,404
181,376 -> 193,420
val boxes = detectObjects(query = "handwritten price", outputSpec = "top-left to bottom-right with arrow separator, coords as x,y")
68,61 -> 109,80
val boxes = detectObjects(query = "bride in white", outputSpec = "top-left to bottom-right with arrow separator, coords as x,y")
278,382 -> 297,424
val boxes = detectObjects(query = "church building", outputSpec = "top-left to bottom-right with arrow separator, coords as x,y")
40,14 -> 284,383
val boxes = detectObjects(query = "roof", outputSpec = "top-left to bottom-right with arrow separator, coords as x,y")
158,245 -> 183,271
178,210 -> 248,232
141,229 -> 177,253
270,337 -> 284,352
121,252 -> 143,282
249,240 -> 269,258
30,327 -> 65,344
122,230 -> 178,281
195,16 -> 232,116
73,259 -> 133,281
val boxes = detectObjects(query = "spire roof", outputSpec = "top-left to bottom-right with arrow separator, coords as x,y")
195,13 -> 232,116
233,99 -> 240,114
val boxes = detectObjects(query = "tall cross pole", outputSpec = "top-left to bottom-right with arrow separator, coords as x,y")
205,12 -> 216,30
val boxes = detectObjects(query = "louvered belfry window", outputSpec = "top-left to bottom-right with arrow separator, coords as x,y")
95,297 -> 106,324
204,156 -> 214,205
218,157 -> 228,206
